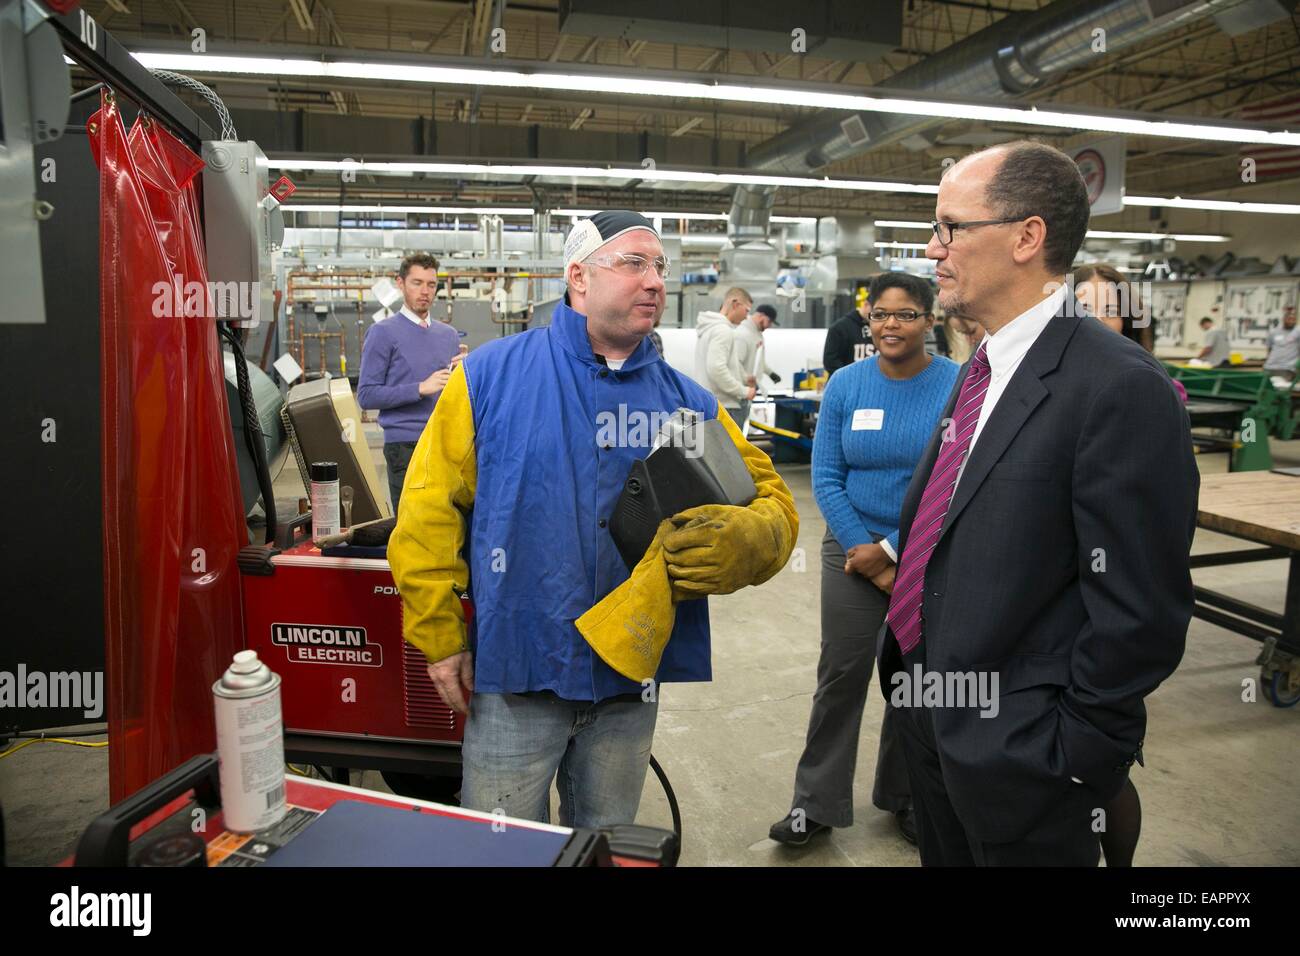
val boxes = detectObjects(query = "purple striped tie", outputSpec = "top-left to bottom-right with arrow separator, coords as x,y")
886,343 -> 991,655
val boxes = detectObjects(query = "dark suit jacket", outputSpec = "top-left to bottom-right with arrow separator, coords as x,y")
876,304 -> 1199,844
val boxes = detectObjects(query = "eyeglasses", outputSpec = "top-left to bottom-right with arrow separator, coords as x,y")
867,309 -> 930,323
930,217 -> 1030,247
586,252 -> 671,279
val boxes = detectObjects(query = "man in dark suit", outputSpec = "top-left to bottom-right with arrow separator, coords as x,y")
877,140 -> 1198,866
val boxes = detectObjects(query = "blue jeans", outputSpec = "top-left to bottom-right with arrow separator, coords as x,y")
461,691 -> 659,828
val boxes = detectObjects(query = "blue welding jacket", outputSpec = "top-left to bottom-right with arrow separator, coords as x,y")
460,298 -> 719,702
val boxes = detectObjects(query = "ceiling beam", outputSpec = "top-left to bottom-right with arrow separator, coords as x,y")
287,0 -> 314,33
671,116 -> 704,137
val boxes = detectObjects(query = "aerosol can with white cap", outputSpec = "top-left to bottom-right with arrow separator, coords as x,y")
213,650 -> 287,833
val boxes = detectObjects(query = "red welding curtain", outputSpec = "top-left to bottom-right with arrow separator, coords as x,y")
91,93 -> 246,803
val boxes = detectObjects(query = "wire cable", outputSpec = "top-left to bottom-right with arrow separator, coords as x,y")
0,737 -> 109,760
648,754 -> 681,864
149,70 -> 238,140
221,325 -> 278,543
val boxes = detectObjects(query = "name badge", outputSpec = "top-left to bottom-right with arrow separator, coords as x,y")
852,408 -> 885,431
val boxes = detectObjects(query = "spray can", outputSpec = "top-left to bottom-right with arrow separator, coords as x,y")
310,461 -> 340,543
213,650 -> 287,833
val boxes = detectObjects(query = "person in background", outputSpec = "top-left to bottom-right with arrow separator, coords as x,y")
1071,262 -> 1193,867
1263,307 -> 1299,383
1074,263 -> 1187,404
1196,316 -> 1232,368
770,272 -> 959,850
824,296 -> 875,375
1073,264 -> 1153,349
694,286 -> 756,421
735,303 -> 782,394
358,253 -> 466,513
942,312 -> 983,365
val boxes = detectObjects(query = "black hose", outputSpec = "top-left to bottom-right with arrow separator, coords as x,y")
220,324 -> 277,544
70,82 -> 105,104
648,754 -> 681,865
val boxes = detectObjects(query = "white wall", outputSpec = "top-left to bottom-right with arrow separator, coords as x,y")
658,327 -> 830,391
1155,277 -> 1300,358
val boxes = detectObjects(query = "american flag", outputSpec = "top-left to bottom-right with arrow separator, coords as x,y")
1238,93 -> 1300,180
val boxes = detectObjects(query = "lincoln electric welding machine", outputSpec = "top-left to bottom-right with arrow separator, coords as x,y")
609,408 -> 757,570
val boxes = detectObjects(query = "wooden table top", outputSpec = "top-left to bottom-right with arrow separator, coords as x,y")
1196,471 -> 1300,550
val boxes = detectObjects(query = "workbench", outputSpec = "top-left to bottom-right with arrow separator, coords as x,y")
1192,471 -> 1300,706
748,393 -> 820,463
1166,364 -> 1298,471
71,754 -> 672,866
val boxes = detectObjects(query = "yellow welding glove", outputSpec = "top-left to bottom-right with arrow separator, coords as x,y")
575,406 -> 798,681
664,407 -> 798,600
663,502 -> 785,599
575,518 -> 678,684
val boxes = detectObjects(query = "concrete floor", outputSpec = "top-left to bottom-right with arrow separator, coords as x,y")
4,428 -> 1298,867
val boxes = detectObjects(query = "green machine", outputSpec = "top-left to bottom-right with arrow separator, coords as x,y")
1164,364 -> 1298,472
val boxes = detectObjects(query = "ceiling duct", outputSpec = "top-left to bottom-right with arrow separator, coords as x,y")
728,0 -> 1256,239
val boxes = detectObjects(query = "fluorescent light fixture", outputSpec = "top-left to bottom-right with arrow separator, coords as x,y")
271,160 -> 1289,218
287,204 -> 535,215
647,211 -> 726,221
553,208 -> 727,221
875,219 -> 1230,241
876,241 -> 929,250
267,158 -> 940,195
551,208 -> 815,224
1085,229 -> 1230,241
289,208 -> 1232,243
131,51 -> 1300,146
1124,195 -> 1300,214
679,236 -> 727,244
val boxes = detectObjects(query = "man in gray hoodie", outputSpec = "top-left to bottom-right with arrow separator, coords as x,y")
694,286 -> 755,422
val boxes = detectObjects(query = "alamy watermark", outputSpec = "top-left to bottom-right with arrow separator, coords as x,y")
0,664 -> 103,719
890,664 -> 1000,718
1053,275 -> 1153,328
50,887 -> 150,936
595,405 -> 707,458
151,275 -> 261,322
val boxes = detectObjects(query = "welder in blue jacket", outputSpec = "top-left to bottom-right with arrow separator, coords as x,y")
389,210 -> 798,828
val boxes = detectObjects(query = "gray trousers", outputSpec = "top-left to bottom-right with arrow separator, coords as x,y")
383,440 -> 418,515
724,401 -> 751,425
790,530 -> 910,827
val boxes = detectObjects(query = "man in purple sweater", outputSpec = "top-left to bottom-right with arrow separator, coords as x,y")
358,253 -> 465,512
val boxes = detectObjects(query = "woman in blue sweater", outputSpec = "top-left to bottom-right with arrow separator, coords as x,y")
770,272 -> 959,849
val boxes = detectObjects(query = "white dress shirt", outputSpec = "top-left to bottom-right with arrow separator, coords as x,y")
880,288 -> 1064,567
956,284 -> 1066,487
400,305 -> 430,328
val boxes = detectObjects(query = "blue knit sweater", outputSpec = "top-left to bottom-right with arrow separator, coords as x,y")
813,354 -> 960,555
357,312 -> 462,444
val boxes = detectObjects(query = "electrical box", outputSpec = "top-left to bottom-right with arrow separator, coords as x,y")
0,0 -> 70,325
201,140 -> 282,327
